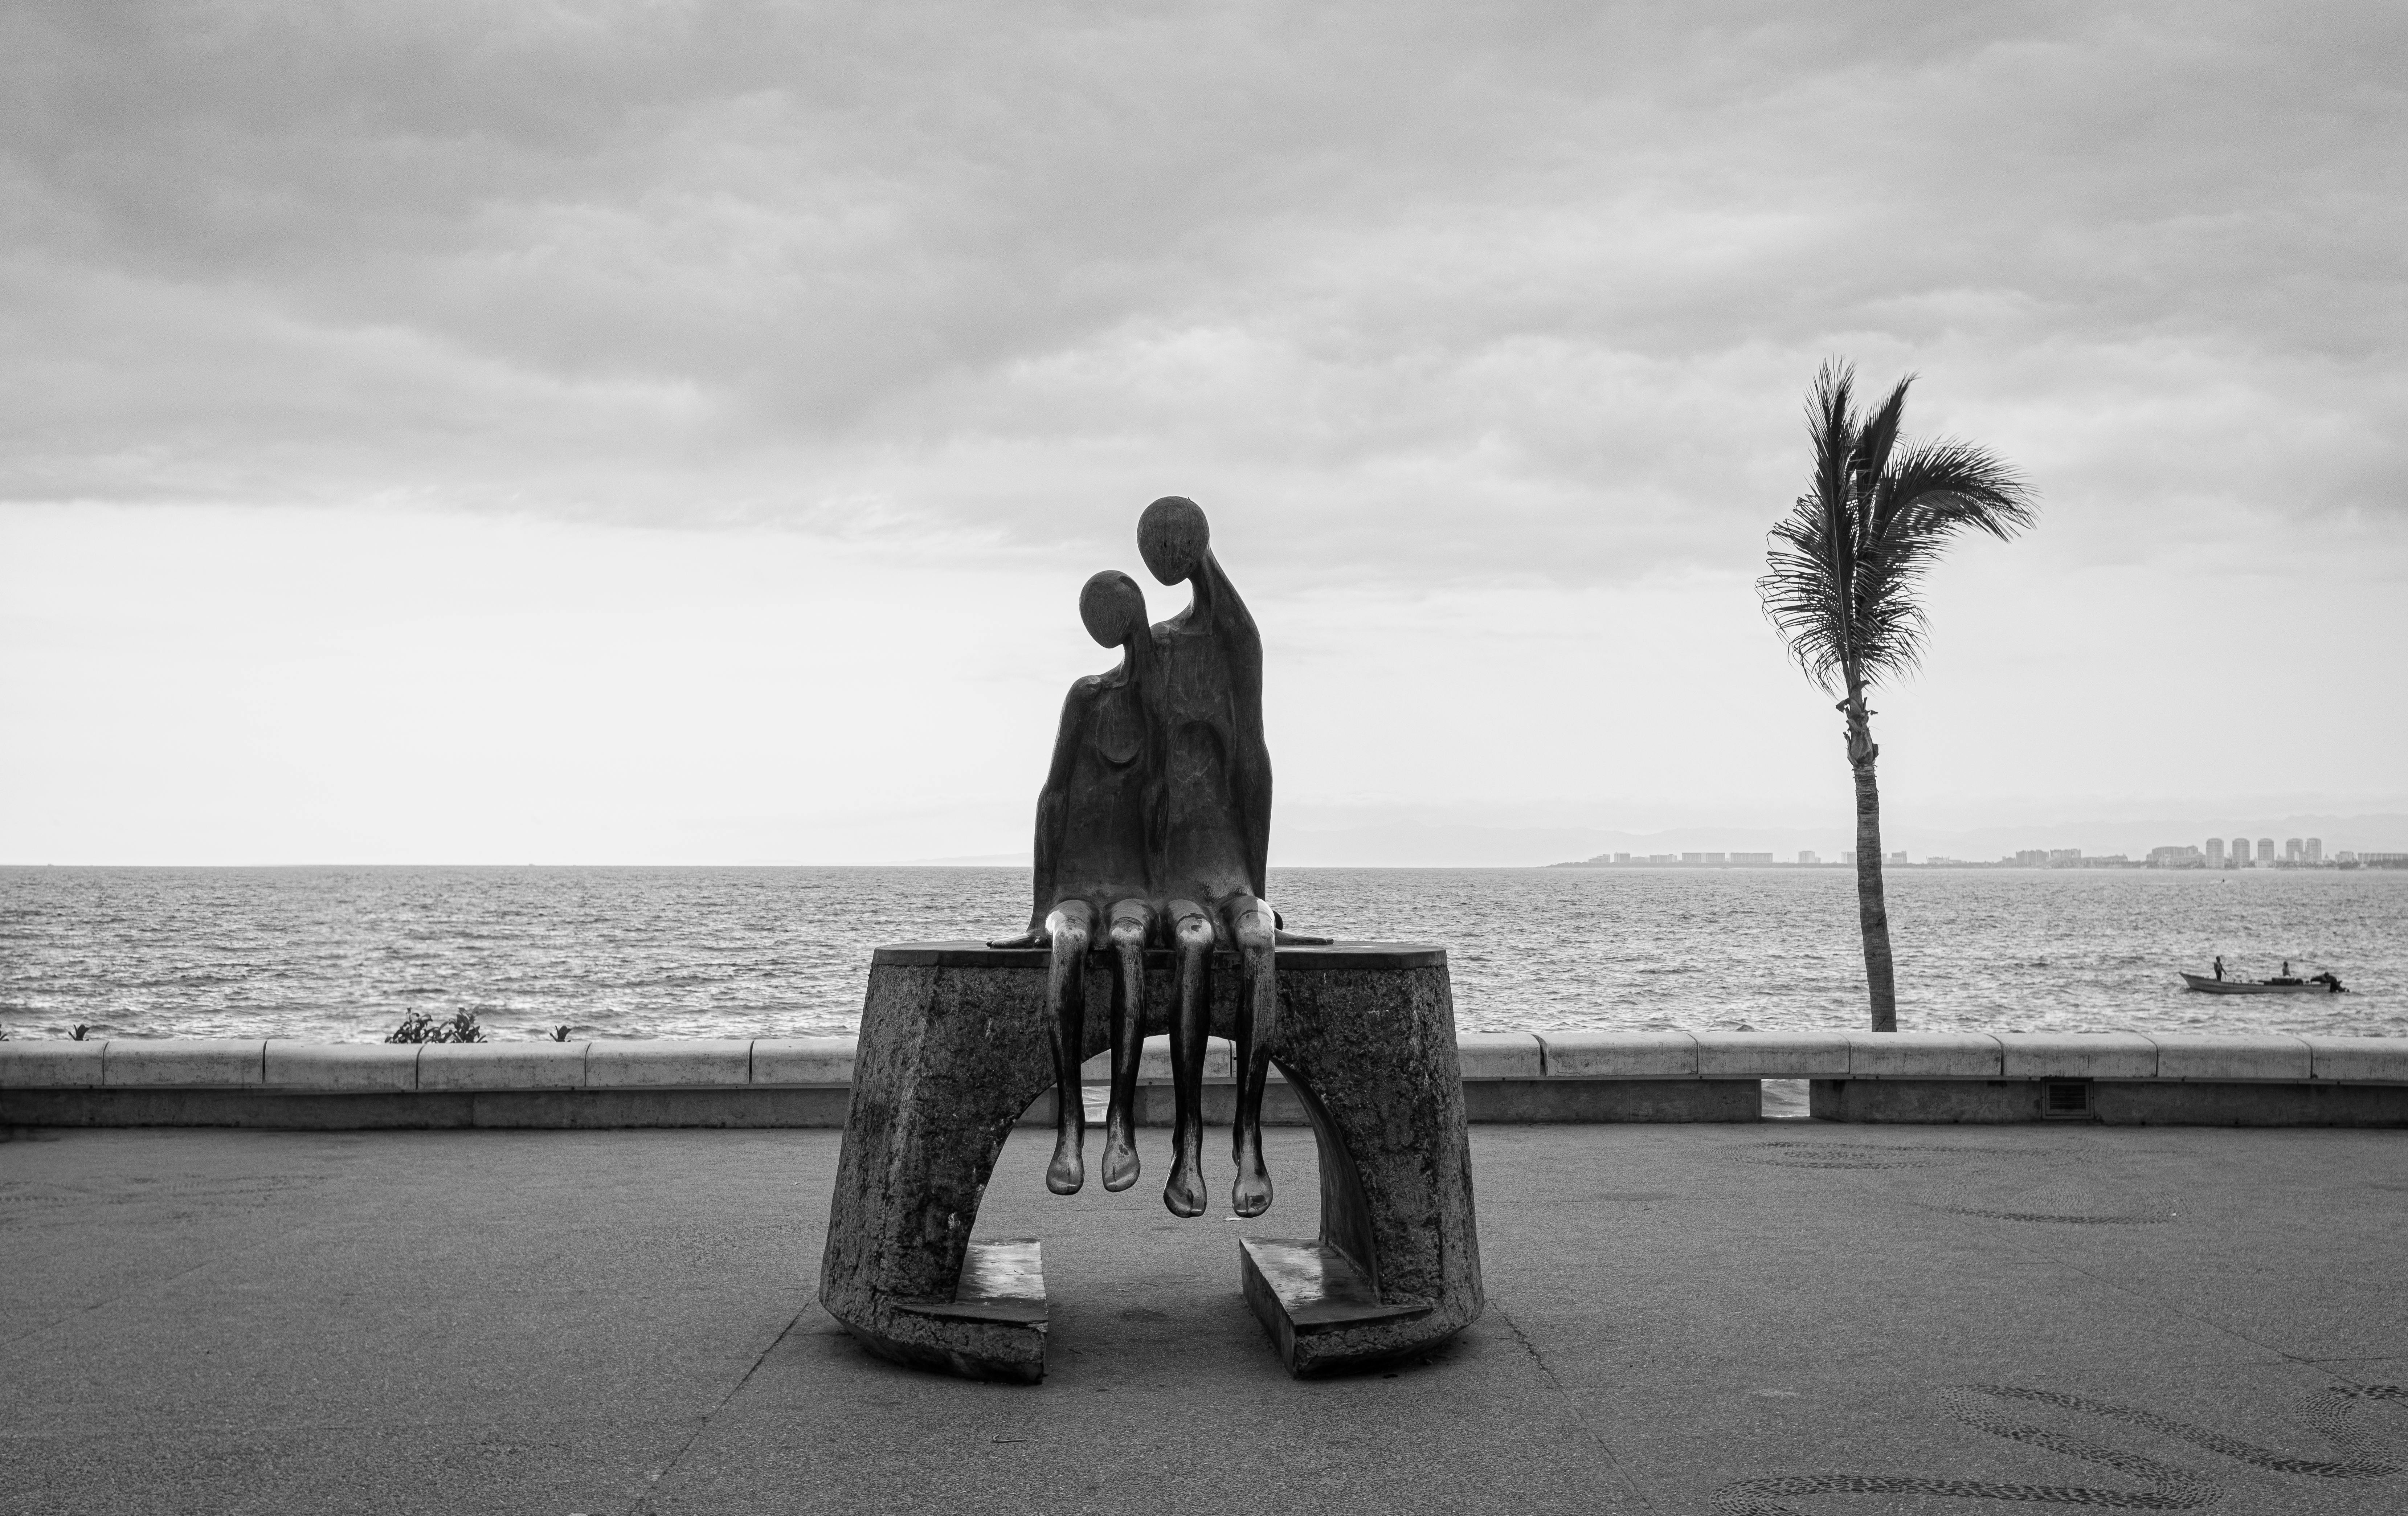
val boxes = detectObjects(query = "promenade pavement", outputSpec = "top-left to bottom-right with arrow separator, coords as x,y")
3,1120 -> 2404,1515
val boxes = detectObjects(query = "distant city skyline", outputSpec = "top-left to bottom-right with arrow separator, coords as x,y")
1558,832 -> 2400,870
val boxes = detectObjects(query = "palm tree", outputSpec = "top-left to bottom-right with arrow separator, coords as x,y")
1758,361 -> 2036,1031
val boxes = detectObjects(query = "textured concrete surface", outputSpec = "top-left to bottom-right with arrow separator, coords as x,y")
820,948 -> 1479,1380
3,1123 -> 2405,1515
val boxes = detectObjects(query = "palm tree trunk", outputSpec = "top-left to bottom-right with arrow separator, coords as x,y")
1843,688 -> 1899,1031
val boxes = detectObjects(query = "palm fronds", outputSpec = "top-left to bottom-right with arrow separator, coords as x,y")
1759,361 -> 2036,695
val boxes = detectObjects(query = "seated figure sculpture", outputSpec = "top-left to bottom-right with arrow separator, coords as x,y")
988,569 -> 1158,1197
818,493 -> 1481,1383
993,499 -> 1321,1218
1137,495 -> 1296,1219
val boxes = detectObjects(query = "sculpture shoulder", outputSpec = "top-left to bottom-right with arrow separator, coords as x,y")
1060,672 -> 1114,709
1203,556 -> 1259,643
1057,670 -> 1136,733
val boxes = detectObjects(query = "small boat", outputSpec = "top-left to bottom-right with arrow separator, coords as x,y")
2180,971 -> 2344,995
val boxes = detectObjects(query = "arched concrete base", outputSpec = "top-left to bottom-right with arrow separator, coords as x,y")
817,941 -> 1483,1381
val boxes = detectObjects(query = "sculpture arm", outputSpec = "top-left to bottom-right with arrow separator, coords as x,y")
1237,749 -> 1272,904
1201,551 -> 1275,897
988,680 -> 1095,946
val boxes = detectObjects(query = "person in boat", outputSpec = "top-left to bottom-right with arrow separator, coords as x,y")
2212,955 -> 2224,981
2311,971 -> 2345,993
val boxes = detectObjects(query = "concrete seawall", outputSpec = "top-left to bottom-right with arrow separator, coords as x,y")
4,1030 -> 2404,1128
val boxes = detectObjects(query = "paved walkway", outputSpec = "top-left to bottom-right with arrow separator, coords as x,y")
4,1121 -> 2404,1514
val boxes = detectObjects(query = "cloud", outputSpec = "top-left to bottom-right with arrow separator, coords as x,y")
2,0 -> 2403,587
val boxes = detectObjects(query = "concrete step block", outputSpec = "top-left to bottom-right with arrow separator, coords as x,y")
1538,1030 -> 1698,1078
1693,1031 -> 1849,1078
0,1040 -> 107,1087
751,1037 -> 857,1087
1996,1032 -> 2158,1079
104,1040 -> 266,1087
265,1042 -> 421,1091
1845,1033 -> 2002,1079
417,1042 -> 590,1091
1455,1032 -> 1544,1079
2149,1034 -> 2311,1081
2303,1036 -> 2408,1083
588,1039 -> 752,1087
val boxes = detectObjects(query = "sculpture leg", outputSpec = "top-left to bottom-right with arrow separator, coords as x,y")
1163,899 -> 1215,1219
1043,900 -> 1095,1196
1225,894 -> 1277,1218
1101,898 -> 1152,1193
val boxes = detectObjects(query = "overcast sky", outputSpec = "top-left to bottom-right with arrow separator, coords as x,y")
4,0 -> 2403,865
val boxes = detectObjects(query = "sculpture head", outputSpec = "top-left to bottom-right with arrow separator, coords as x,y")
1137,496 -> 1210,585
1078,569 -> 1147,649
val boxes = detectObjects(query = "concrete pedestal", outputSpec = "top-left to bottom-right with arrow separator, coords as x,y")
817,941 -> 1484,1381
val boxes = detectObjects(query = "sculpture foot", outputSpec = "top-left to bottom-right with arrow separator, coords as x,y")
1100,1125 -> 1140,1192
1163,1157 -> 1207,1218
1232,1163 -> 1273,1219
1046,1133 -> 1085,1196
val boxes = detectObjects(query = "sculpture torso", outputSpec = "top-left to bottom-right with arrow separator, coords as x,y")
1148,552 -> 1268,910
1044,667 -> 1154,913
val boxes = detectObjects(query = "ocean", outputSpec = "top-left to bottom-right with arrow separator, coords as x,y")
2,865 -> 2401,1043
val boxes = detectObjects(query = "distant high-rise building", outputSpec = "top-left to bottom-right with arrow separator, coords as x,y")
1614,852 -> 1630,863
2257,838 -> 2275,863
2048,848 -> 2082,866
2231,835 -> 2251,867
1840,851 -> 1855,866
2014,849 -> 2048,866
2284,837 -> 2304,863
2205,838 -> 2225,867
1730,852 -> 1773,865
1888,850 -> 1907,865
2306,838 -> 2323,863
1798,850 -> 1819,865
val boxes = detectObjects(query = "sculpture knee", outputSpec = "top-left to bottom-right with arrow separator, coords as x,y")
1050,920 -> 1091,959
1174,914 -> 1215,961
1046,904 -> 1093,964
1107,915 -> 1147,957
1231,912 -> 1273,960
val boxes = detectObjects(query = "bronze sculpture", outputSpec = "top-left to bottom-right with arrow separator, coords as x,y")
820,494 -> 1482,1381
998,498 -> 1313,1218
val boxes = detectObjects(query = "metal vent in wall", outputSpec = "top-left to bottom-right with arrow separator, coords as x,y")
2043,1079 -> 2093,1118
